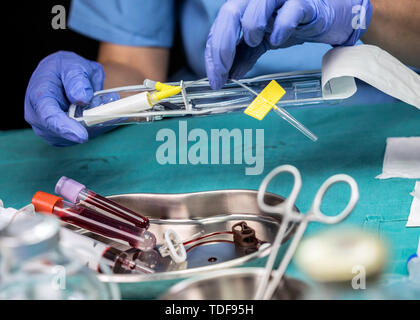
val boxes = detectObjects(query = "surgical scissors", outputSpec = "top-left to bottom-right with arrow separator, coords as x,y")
254,165 -> 359,300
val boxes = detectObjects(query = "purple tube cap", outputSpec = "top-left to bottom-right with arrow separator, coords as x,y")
55,176 -> 86,203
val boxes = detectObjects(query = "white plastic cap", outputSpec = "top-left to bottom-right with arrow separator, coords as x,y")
158,229 -> 187,264
143,79 -> 157,89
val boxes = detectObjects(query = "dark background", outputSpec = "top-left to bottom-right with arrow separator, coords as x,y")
4,0 -> 185,130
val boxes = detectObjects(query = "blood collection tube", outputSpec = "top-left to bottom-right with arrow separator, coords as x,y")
60,228 -> 154,274
31,191 -> 156,251
55,177 -> 149,229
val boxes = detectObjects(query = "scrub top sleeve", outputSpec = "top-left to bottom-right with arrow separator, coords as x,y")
68,0 -> 175,47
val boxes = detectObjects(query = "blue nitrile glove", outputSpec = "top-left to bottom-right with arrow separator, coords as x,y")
24,51 -> 107,146
205,0 -> 372,89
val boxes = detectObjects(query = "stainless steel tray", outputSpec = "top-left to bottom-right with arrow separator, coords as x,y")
71,190 -> 297,298
98,190 -> 296,281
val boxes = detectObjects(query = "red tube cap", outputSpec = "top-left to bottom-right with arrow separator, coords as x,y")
31,191 -> 62,214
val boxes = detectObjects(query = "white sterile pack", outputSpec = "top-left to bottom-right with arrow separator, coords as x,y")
376,137 -> 420,179
322,44 -> 420,108
407,181 -> 420,227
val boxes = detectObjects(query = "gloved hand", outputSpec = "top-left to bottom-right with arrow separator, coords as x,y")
25,51 -> 106,146
205,0 -> 372,89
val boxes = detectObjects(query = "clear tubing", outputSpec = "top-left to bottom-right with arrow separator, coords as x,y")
272,108 -> 318,142
230,79 -> 318,141
77,189 -> 149,229
51,200 -> 156,251
166,88 -> 251,103
192,97 -> 252,109
183,77 -> 208,89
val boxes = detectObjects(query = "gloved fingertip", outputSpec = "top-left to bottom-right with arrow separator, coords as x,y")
269,31 -> 280,48
244,32 -> 263,48
61,125 -> 89,144
209,79 -> 216,90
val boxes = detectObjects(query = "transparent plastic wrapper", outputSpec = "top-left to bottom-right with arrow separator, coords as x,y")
68,71 -> 356,141
69,45 -> 420,139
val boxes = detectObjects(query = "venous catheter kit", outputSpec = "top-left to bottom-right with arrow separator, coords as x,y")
68,45 -> 420,145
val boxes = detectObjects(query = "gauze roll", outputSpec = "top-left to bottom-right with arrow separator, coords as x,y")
322,45 -> 420,108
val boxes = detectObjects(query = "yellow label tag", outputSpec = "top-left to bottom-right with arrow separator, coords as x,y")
244,80 -> 286,120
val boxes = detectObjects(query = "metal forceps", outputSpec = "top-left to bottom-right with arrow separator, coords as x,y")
254,165 -> 359,300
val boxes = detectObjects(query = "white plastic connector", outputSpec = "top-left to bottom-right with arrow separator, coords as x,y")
143,79 -> 157,89
158,229 -> 187,264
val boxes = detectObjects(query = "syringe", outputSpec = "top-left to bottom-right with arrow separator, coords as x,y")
31,191 -> 156,251
55,176 -> 149,229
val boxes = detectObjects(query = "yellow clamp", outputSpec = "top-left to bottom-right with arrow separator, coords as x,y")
151,82 -> 182,101
244,80 -> 286,120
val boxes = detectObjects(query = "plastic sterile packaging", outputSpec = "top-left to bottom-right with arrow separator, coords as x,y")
69,70 -> 355,128
68,45 -> 420,131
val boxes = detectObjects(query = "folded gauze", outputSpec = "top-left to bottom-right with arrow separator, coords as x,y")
322,45 -> 420,109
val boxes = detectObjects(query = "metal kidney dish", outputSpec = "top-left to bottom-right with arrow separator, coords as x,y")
68,190 -> 297,298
